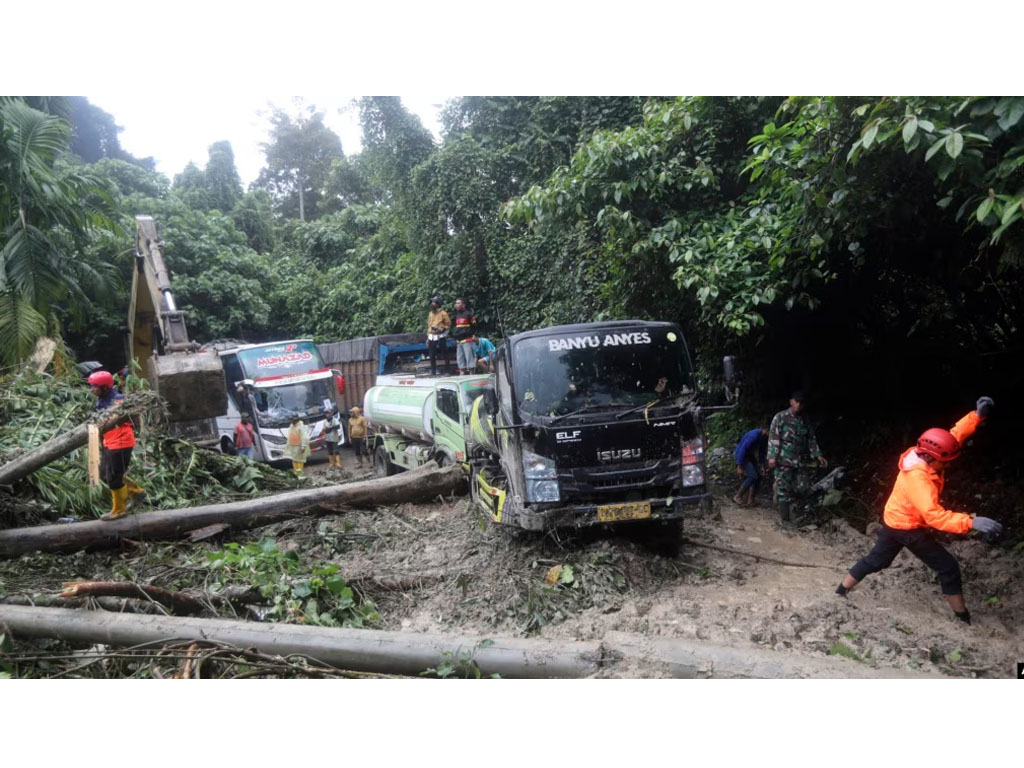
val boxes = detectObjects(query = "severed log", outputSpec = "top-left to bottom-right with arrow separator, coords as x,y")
0,604 -> 602,679
0,462 -> 464,559
60,581 -> 208,615
0,605 -> 941,678
0,397 -> 155,488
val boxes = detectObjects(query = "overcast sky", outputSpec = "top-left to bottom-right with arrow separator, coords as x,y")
85,94 -> 449,187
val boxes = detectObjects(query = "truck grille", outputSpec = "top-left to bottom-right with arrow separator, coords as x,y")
558,459 -> 682,499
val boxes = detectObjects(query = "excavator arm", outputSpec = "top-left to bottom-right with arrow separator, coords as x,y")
128,216 -> 227,422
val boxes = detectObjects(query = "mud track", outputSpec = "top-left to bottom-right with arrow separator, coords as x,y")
304,471 -> 1022,677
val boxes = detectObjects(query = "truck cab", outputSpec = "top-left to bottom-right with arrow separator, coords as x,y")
365,375 -> 493,475
469,321 -> 712,531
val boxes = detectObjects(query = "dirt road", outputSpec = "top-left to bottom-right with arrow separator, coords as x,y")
316,490 -> 1022,678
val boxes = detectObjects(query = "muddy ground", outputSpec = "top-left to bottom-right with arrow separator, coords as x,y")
3,458 -> 1022,678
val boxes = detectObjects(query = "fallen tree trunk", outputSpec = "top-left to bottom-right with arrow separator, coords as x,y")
0,462 -> 464,559
0,605 -> 937,678
0,398 -> 152,488
0,605 -> 601,679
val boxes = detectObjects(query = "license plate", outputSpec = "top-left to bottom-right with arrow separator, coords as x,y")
596,501 -> 652,523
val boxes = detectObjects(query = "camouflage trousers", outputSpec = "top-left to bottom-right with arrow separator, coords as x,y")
773,465 -> 813,506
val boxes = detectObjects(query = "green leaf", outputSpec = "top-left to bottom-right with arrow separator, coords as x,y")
828,642 -> 861,662
862,122 -> 879,149
947,649 -> 963,664
1003,199 -> 1023,225
945,132 -> 963,160
325,575 -> 348,595
925,137 -> 946,162
559,564 -> 575,584
976,198 -> 994,223
902,117 -> 918,143
917,119 -> 935,132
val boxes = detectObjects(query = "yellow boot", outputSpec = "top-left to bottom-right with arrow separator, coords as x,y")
124,476 -> 147,508
101,486 -> 128,521
293,461 -> 305,477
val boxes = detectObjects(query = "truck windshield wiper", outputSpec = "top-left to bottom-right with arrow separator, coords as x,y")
614,393 -> 695,420
548,402 -> 630,424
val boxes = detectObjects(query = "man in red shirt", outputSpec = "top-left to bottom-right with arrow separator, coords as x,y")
234,413 -> 256,459
451,297 -> 477,375
836,397 -> 1003,625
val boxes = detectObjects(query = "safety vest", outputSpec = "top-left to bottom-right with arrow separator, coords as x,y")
95,390 -> 136,450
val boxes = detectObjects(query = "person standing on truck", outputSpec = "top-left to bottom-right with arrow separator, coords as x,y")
836,397 -> 1002,626
323,407 -> 342,469
426,296 -> 451,376
234,413 -> 256,460
767,391 -> 827,525
284,417 -> 310,477
88,370 -> 145,521
348,406 -> 368,469
451,297 -> 477,375
733,427 -> 769,507
474,336 -> 497,373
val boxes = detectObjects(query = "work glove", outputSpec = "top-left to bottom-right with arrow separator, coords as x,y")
971,516 -> 1003,536
976,396 -> 994,418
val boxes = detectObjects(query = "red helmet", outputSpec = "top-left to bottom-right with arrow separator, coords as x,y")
87,370 -> 114,389
916,428 -> 961,462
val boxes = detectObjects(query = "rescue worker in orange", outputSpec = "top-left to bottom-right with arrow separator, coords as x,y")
88,370 -> 145,521
836,397 -> 1003,625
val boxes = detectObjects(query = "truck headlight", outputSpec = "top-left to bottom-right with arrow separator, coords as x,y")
523,451 -> 556,479
523,451 -> 559,502
682,464 -> 704,487
681,438 -> 705,486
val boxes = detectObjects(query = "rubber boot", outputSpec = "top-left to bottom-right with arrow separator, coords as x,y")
101,486 -> 128,521
778,501 -> 792,526
124,476 -> 146,509
294,461 -> 305,477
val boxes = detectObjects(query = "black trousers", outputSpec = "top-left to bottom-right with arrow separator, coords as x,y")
849,523 -> 963,595
100,447 -> 133,491
427,337 -> 449,373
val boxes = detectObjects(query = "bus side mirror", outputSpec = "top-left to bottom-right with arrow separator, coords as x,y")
723,356 -> 740,403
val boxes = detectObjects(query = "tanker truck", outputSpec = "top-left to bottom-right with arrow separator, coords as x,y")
364,375 -> 494,476
467,320 -> 738,540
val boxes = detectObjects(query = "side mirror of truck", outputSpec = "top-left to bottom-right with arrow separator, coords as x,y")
723,356 -> 741,404
482,389 -> 498,416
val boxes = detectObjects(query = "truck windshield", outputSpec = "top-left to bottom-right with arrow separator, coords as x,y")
512,327 -> 694,419
252,378 -> 333,427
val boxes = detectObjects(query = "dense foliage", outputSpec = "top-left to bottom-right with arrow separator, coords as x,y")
1,95 -> 1021,470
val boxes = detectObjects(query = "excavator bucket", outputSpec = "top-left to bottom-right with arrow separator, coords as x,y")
147,352 -> 226,422
130,216 -> 227,423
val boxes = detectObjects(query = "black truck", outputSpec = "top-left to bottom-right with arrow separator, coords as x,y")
469,320 -> 731,539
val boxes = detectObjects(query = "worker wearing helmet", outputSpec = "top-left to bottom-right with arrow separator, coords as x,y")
426,296 -> 451,376
836,397 -> 1003,625
88,370 -> 145,521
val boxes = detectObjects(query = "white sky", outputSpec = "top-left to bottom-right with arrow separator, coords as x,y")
85,94 -> 449,186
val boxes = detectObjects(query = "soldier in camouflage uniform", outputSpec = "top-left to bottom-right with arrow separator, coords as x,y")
767,391 -> 827,524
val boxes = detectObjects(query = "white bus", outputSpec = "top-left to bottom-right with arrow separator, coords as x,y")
215,340 -> 346,463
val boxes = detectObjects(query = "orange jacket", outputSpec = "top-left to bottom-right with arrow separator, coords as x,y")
95,390 -> 136,450
882,410 -> 983,533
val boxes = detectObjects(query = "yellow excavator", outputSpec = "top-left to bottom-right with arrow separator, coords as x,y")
128,215 -> 227,440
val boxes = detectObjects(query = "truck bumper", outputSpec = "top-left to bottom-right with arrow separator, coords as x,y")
516,493 -> 711,531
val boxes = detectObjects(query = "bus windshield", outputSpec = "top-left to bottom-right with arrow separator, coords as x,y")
512,326 -> 694,420
251,377 -> 333,427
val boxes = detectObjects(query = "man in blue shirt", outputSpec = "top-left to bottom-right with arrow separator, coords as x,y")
474,336 -> 497,373
734,427 -> 769,506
